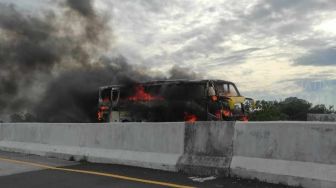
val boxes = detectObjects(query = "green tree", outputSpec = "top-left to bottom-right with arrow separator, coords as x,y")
309,104 -> 328,114
328,105 -> 335,113
249,100 -> 287,121
250,97 -> 313,121
279,97 -> 311,121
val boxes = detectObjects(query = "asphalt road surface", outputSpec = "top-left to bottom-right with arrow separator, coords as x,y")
0,151 -> 295,188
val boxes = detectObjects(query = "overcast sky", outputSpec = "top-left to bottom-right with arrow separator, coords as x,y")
3,0 -> 336,106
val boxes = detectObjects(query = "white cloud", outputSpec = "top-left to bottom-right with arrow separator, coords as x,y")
4,0 -> 336,106
101,0 -> 336,105
315,18 -> 336,35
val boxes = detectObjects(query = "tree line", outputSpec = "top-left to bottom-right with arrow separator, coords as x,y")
249,97 -> 335,121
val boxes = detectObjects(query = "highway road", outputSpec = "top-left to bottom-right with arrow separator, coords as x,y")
0,151 -> 294,188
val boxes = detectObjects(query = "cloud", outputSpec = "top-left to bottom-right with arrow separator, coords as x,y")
242,0 -> 336,39
3,0 -> 336,108
295,48 -> 336,66
105,0 -> 336,106
248,0 -> 336,21
209,47 -> 263,66
279,77 -> 336,106
244,75 -> 336,106
293,38 -> 333,48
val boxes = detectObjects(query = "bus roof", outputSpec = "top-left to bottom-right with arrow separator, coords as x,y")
99,79 -> 236,90
138,79 -> 235,85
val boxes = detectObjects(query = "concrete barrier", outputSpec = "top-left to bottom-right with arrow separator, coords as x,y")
177,121 -> 234,176
1,121 -> 335,188
231,121 -> 336,188
0,121 -> 234,175
0,122 -> 185,171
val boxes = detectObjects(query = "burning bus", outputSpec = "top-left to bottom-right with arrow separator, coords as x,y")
97,80 -> 254,122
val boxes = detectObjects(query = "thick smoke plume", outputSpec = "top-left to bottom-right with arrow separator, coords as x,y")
35,57 -> 154,122
0,0 -> 199,122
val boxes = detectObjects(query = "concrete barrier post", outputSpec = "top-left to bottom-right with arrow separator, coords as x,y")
177,121 -> 235,176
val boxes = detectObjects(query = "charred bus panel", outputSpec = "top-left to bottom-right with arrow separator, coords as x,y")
97,85 -> 120,122
97,80 -> 254,122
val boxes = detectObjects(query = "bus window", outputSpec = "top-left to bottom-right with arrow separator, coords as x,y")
111,89 -> 120,105
216,83 -> 239,97
101,88 -> 111,101
119,86 -> 134,100
145,85 -> 162,96
228,84 -> 238,96
187,84 -> 205,99
215,83 -> 227,96
163,84 -> 187,100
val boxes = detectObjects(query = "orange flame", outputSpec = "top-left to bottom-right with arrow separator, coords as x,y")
128,85 -> 163,101
100,106 -> 109,110
97,106 -> 109,121
242,116 -> 249,122
184,113 -> 197,123
223,110 -> 232,117
97,111 -> 103,120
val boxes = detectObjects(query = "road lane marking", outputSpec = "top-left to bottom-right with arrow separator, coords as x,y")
0,157 -> 195,188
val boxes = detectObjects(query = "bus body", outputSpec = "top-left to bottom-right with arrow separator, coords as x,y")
97,80 -> 254,122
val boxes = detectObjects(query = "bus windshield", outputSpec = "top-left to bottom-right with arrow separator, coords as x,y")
215,83 -> 239,97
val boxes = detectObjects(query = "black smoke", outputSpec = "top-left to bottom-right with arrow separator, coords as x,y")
169,65 -> 200,80
35,58 -> 200,123
0,0 -> 200,122
35,57 -> 154,122
0,0 -> 113,122
0,3 -> 60,117
67,0 -> 95,17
